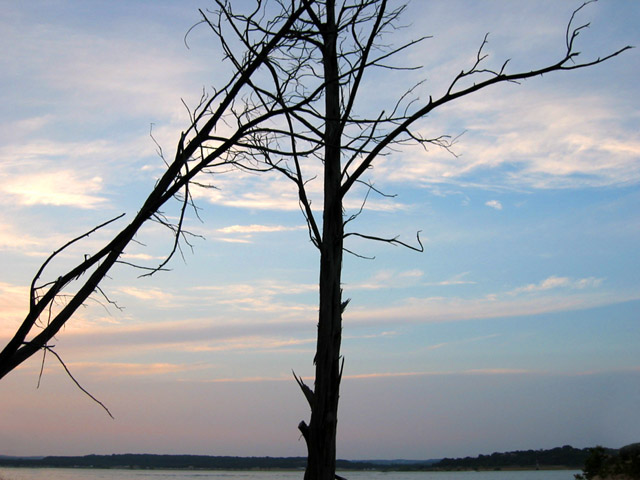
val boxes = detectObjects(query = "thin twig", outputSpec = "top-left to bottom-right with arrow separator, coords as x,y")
44,346 -> 114,419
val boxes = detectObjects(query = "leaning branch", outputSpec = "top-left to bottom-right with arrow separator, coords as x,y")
0,0 -> 312,382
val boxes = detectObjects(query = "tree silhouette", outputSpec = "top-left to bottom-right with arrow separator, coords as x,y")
0,1 -> 631,480
0,1 -> 309,380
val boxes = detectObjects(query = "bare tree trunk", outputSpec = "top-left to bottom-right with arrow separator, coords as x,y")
304,2 -> 343,479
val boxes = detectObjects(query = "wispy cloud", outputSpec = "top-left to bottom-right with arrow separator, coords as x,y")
425,272 -> 476,287
426,333 -> 499,351
372,89 -> 640,191
120,252 -> 165,262
213,224 -> 307,243
154,367 -> 536,384
347,269 -> 424,290
218,224 -> 304,234
343,196 -> 413,213
115,286 -> 174,303
191,280 -> 317,297
346,286 -> 636,327
109,280 -> 317,322
64,361 -> 205,377
343,368 -> 532,380
348,270 -> 476,291
0,282 -> 29,334
191,175 -> 302,212
54,319 -> 398,362
52,315 -> 314,353
192,165 -> 413,215
216,237 -> 253,244
511,275 -> 603,294
181,335 -> 315,354
159,366 -> 639,384
0,222 -> 43,252
1,170 -> 106,209
214,294 -> 316,316
485,200 -> 503,210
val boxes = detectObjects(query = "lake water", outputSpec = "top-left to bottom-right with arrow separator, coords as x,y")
0,468 -> 581,480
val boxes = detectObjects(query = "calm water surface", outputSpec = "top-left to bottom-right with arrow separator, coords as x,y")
0,468 -> 580,480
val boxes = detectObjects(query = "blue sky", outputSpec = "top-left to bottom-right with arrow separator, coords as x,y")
0,0 -> 639,460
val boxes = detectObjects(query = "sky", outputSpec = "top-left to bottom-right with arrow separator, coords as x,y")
0,0 -> 639,461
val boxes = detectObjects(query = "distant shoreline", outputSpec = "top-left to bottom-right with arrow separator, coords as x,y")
0,465 -> 580,473
0,445 -> 596,472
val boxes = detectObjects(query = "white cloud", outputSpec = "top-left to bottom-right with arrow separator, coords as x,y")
207,224 -> 308,244
350,270 -> 477,291
448,92 -> 640,189
427,272 -> 476,287
399,269 -> 424,279
191,280 -> 317,297
343,196 -> 413,213
0,134 -> 160,211
216,296 -> 315,315
347,269 -> 424,290
485,200 -> 503,210
1,170 -> 105,209
218,224 -> 303,234
116,286 -> 173,303
365,80 -> 640,192
215,237 -> 253,244
191,179 -> 301,212
511,275 -> 604,294
181,335 -> 315,354
345,284 -> 635,327
120,252 -> 164,262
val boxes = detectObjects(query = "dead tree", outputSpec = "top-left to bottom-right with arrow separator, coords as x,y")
0,1 -> 630,480
204,2 -> 630,480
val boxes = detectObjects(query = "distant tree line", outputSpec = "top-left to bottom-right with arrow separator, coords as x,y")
3,445 -> 637,472
432,445 -> 594,470
0,454 -> 378,471
575,444 -> 640,480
